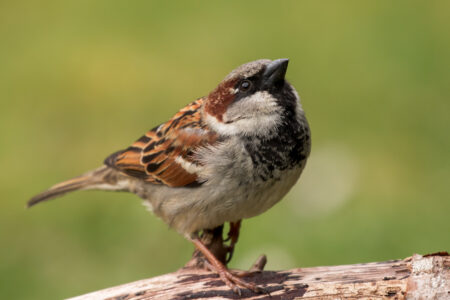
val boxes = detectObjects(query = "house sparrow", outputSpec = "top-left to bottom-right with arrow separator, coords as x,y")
29,58 -> 311,294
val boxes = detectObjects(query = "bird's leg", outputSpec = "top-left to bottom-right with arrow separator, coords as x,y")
190,236 -> 265,295
224,220 -> 267,277
185,225 -> 227,268
225,220 -> 241,263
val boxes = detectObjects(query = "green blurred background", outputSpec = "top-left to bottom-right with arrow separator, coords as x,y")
1,1 -> 449,299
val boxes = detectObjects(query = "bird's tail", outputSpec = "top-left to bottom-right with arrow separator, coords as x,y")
28,166 -> 127,208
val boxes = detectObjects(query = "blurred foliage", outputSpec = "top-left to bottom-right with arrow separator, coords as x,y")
1,1 -> 449,299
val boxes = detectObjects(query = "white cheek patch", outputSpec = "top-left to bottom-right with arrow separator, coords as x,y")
232,114 -> 281,136
233,91 -> 279,111
205,91 -> 282,136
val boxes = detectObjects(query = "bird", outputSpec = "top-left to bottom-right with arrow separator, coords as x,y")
28,58 -> 311,294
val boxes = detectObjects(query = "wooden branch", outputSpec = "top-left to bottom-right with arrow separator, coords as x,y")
69,252 -> 448,299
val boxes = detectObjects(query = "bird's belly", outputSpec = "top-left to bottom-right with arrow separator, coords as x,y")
136,165 -> 303,236
228,167 -> 303,220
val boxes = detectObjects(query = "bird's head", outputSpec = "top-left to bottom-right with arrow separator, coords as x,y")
204,59 -> 302,137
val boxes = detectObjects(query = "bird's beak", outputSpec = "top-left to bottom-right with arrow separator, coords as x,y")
263,58 -> 289,88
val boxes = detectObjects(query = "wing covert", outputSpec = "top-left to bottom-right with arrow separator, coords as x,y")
104,98 -> 217,187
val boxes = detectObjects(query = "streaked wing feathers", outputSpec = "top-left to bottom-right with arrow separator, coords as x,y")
105,98 -> 217,187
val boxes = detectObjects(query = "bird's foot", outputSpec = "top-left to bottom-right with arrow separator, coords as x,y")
191,237 -> 266,295
232,254 -> 267,278
203,260 -> 266,296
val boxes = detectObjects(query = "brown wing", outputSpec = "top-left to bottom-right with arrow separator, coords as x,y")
104,98 -> 218,187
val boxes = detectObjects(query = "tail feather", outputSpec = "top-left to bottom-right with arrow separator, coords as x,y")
27,166 -> 125,208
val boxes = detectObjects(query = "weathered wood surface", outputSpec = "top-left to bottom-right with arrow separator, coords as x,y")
69,252 -> 449,300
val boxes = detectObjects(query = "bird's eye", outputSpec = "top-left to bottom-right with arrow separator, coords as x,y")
239,80 -> 252,92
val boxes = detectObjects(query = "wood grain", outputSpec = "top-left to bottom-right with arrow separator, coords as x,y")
69,252 -> 449,300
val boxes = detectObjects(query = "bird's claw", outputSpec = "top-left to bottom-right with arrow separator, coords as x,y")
204,259 -> 265,295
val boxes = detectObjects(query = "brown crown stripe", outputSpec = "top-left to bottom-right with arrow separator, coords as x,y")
204,78 -> 237,121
